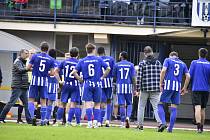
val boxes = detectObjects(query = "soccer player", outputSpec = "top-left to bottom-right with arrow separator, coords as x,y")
45,49 -> 59,125
27,42 -> 55,126
187,48 -> 210,133
112,51 -> 137,128
158,51 -> 190,132
72,43 -> 111,128
97,47 -> 115,127
54,47 -> 81,126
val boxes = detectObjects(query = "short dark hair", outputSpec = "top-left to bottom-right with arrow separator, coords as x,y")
169,51 -> 178,57
40,41 -> 49,52
120,51 -> 128,60
70,47 -> 79,57
97,47 -> 105,55
144,46 -> 153,54
48,49 -> 57,59
85,43 -> 96,54
199,48 -> 208,58
19,49 -> 29,56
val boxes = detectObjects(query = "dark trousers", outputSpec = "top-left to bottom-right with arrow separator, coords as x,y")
0,88 -> 31,123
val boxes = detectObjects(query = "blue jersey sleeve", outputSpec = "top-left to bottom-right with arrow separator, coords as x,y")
112,64 -> 117,77
163,58 -> 169,69
58,61 -> 64,70
29,54 -> 36,65
189,61 -> 195,77
183,63 -> 189,74
75,60 -> 82,72
49,59 -> 55,69
101,58 -> 108,69
131,64 -> 136,78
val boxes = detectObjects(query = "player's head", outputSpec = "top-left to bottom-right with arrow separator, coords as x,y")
198,48 -> 208,58
97,47 -> 105,56
119,51 -> 128,60
40,41 -> 49,53
48,49 -> 57,59
19,48 -> 29,60
29,49 -> 37,59
85,43 -> 96,55
169,51 -> 178,58
70,47 -> 79,58
65,53 -> 70,59
144,46 -> 153,57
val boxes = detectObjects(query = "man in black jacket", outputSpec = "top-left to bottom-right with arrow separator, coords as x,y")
0,49 -> 32,123
0,66 -> 2,87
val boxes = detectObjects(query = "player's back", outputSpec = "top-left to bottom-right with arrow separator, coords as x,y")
48,59 -> 59,84
100,56 -> 115,88
79,56 -> 104,83
114,60 -> 135,85
60,58 -> 79,86
31,53 -> 54,77
190,58 -> 210,91
163,58 -> 188,91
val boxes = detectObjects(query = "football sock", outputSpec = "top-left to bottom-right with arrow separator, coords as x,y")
158,104 -> 166,125
56,107 -> 64,121
168,107 -> 177,132
120,107 -> 126,123
28,102 -> 35,119
67,108 -> 75,123
46,105 -> 53,121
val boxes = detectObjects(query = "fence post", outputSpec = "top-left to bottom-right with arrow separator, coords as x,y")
54,0 -> 57,28
153,0 -> 157,33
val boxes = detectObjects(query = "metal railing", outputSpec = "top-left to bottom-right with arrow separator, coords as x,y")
0,0 -> 192,29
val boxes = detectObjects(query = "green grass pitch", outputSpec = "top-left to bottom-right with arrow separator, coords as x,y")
0,123 -> 210,140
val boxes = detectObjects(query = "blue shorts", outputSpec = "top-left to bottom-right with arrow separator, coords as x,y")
61,85 -> 80,103
47,93 -> 57,101
29,85 -> 48,99
160,90 -> 180,105
82,84 -> 102,103
117,93 -> 132,105
101,88 -> 113,103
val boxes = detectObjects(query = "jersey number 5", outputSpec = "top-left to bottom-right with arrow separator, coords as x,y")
39,60 -> 46,72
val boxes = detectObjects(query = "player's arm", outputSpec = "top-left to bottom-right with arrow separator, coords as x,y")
160,67 -> 167,92
132,76 -> 138,96
101,66 -> 111,80
49,68 -> 55,76
72,69 -> 83,83
181,71 -> 191,95
54,67 -> 62,83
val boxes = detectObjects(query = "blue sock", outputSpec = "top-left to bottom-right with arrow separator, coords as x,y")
168,107 -> 177,132
106,104 -> 111,121
86,108 -> 92,121
46,105 -> 53,121
158,104 -> 166,125
56,107 -> 64,121
127,105 -> 132,119
68,108 -> 75,123
100,108 -> 106,123
75,108 -> 81,124
40,106 -> 47,123
28,102 -> 35,119
94,109 -> 100,122
120,107 -> 126,122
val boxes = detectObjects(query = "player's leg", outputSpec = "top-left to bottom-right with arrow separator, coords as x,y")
167,91 -> 180,133
93,87 -> 102,128
105,88 -> 113,127
83,85 -> 93,128
54,85 -> 69,126
158,90 -> 172,132
28,85 -> 37,126
99,88 -> 107,126
39,86 -> 48,126
118,94 -> 126,128
192,92 -> 202,133
125,93 -> 133,128
200,92 -> 209,133
46,99 -> 54,125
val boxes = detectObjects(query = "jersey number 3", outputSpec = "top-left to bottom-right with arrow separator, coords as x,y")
174,64 -> 180,76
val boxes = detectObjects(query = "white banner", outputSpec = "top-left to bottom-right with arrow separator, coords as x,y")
192,0 -> 210,26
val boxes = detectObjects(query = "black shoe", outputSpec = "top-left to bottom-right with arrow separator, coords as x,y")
125,118 -> 130,129
197,123 -> 202,133
46,121 -> 50,126
200,125 -> 204,132
32,118 -> 37,126
136,125 -> 143,131
158,124 -> 167,132
0,120 -> 6,123
17,119 -> 25,124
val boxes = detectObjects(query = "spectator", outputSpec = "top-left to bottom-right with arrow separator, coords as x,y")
72,0 -> 80,15
136,46 -> 162,130
0,49 -> 32,124
0,65 -> 2,88
187,48 -> 210,133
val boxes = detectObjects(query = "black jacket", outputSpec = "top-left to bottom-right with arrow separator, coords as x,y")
0,66 -> 2,85
11,57 -> 29,89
